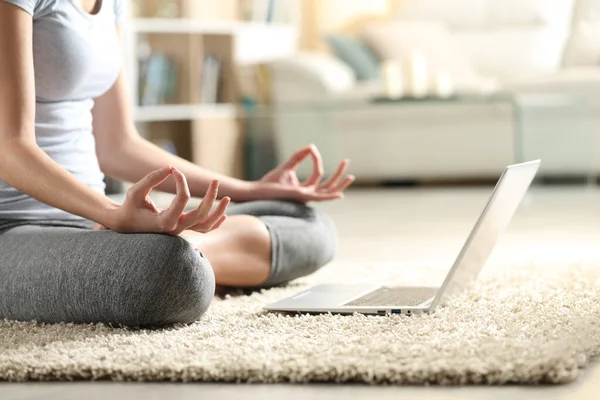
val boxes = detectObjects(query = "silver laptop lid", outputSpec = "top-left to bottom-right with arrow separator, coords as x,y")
430,160 -> 540,309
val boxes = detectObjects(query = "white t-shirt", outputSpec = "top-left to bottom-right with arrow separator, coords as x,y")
0,0 -> 124,220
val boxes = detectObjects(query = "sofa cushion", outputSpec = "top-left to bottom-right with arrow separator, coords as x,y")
563,0 -> 600,66
269,53 -> 357,102
563,23 -> 600,66
453,27 -> 570,80
325,34 -> 381,81
362,21 -> 495,93
396,0 -> 575,80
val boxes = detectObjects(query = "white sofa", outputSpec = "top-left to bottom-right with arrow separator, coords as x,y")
267,0 -> 600,180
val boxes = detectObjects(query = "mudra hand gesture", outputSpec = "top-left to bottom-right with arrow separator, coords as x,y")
259,145 -> 355,204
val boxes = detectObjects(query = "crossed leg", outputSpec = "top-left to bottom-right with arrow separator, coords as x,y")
182,200 -> 338,288
0,201 -> 337,326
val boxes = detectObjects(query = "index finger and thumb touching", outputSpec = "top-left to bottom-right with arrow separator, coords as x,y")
282,145 -> 316,170
128,165 -> 173,201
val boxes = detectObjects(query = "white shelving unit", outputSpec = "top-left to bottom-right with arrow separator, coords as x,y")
133,103 -> 239,122
133,18 -> 287,34
121,1 -> 299,178
124,19 -> 298,122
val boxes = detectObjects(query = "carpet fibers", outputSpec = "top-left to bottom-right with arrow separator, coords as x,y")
2,260 -> 600,384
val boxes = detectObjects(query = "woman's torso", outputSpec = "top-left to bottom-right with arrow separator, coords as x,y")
0,0 -> 122,220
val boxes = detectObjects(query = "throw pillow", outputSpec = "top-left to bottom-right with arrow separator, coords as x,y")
325,34 -> 380,81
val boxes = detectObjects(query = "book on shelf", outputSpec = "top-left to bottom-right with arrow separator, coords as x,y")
240,0 -> 295,23
152,0 -> 180,18
138,51 -> 177,106
199,54 -> 222,104
137,50 -> 224,106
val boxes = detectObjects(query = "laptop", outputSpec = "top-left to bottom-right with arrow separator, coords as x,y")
264,160 -> 541,316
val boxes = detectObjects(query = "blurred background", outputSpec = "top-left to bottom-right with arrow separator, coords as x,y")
118,0 -> 600,186
116,0 -> 600,266
109,0 -> 600,268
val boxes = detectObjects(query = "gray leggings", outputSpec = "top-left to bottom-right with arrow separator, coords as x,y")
0,201 -> 337,326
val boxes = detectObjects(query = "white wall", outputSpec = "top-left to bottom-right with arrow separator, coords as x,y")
318,0 -> 391,32
299,0 -> 394,50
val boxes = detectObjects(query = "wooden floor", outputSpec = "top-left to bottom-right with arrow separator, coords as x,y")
2,185 -> 600,400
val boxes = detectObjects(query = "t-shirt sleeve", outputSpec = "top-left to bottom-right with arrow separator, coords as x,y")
0,0 -> 36,15
114,0 -> 126,25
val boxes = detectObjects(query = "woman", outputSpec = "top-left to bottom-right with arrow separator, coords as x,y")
0,0 -> 354,326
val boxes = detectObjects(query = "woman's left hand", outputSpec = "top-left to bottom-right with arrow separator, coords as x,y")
258,145 -> 354,204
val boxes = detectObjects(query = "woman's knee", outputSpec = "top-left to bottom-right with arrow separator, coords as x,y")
275,202 -> 338,265
310,207 -> 338,267
261,206 -> 338,287
117,235 -> 215,326
292,206 -> 337,269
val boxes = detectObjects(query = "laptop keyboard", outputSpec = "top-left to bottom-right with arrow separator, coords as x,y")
344,287 -> 438,307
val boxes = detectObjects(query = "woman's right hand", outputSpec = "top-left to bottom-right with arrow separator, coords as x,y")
105,166 -> 230,235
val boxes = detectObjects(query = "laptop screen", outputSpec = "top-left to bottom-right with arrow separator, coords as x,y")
430,160 -> 540,308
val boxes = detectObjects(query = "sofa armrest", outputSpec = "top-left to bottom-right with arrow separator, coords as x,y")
269,52 -> 357,102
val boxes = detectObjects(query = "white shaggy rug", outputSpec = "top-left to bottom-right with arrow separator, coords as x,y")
2,260 -> 600,384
